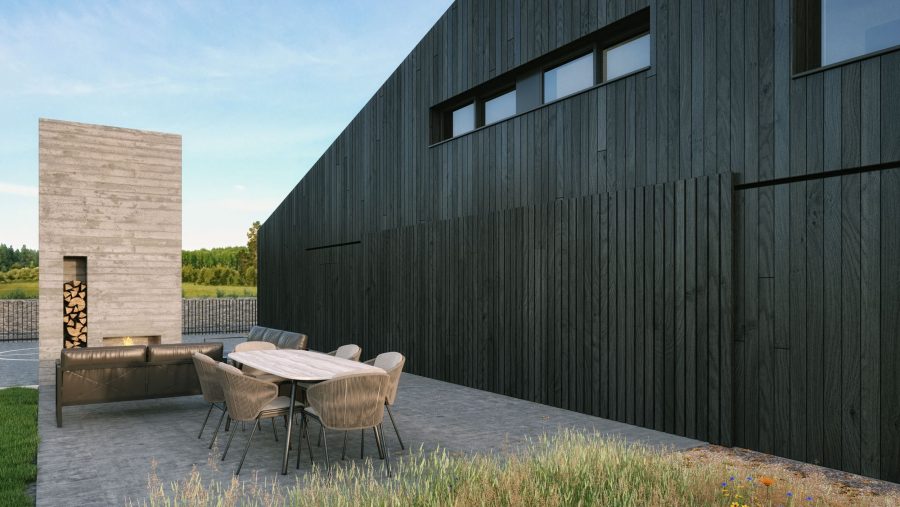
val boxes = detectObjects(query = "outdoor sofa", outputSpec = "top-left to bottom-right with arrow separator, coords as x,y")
55,342 -> 223,427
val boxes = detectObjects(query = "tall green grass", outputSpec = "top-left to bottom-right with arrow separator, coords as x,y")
0,388 -> 39,506
140,431 -> 867,507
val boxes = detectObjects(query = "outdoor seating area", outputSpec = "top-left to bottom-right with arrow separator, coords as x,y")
34,341 -> 703,505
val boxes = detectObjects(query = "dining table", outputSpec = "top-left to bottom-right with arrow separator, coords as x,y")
227,348 -> 384,474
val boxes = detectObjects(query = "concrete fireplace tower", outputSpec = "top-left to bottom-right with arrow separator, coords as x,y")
38,119 -> 182,383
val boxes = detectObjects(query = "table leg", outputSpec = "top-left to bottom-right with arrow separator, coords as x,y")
282,381 -> 296,475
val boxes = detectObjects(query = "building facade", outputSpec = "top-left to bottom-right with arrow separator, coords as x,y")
259,0 -> 900,481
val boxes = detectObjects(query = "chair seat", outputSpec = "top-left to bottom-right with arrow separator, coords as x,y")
258,396 -> 303,418
248,372 -> 286,384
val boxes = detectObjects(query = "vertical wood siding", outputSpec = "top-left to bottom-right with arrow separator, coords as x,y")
258,0 -> 900,481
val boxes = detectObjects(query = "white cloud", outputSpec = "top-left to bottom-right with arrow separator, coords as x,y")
0,182 -> 37,197
233,184 -> 246,192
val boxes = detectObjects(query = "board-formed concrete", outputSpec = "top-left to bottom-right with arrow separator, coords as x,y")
37,119 -> 182,383
36,371 -> 703,506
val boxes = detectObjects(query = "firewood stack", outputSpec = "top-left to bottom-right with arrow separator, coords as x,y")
63,280 -> 87,348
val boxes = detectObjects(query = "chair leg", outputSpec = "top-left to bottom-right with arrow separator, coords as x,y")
303,417 -> 314,465
222,420 -> 239,460
235,419 -> 259,475
271,418 -> 278,442
374,424 -> 391,476
360,429 -> 365,459
321,426 -> 329,466
341,431 -> 348,460
199,403 -> 214,439
296,415 -> 305,470
373,427 -> 383,459
317,425 -> 323,447
209,410 -> 227,450
385,404 -> 405,450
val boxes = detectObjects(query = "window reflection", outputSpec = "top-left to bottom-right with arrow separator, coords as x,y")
822,0 -> 900,65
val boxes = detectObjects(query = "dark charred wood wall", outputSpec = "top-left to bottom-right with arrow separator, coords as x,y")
259,0 -> 900,480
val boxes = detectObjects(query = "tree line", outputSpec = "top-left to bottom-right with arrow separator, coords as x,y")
0,222 -> 261,287
181,222 -> 259,286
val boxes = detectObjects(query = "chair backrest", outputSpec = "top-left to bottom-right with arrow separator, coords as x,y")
306,371 -> 389,430
234,341 -> 276,377
234,341 -> 277,352
333,344 -> 361,361
372,352 -> 405,405
191,352 -> 225,404
216,362 -> 278,422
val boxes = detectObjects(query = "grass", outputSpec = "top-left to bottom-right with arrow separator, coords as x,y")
0,281 -> 38,299
0,388 -> 39,507
181,283 -> 257,298
139,431 -> 898,507
0,281 -> 256,299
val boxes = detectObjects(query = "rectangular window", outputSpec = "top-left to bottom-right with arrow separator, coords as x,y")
484,89 -> 517,125
821,0 -> 900,66
604,33 -> 651,81
543,52 -> 594,103
451,103 -> 476,137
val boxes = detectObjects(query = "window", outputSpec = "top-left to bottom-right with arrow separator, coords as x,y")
795,0 -> 900,72
821,0 -> 900,66
543,52 -> 594,103
451,103 -> 476,137
484,89 -> 517,125
604,33 -> 651,81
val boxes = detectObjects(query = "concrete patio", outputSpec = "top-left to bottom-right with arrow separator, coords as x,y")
36,367 -> 704,506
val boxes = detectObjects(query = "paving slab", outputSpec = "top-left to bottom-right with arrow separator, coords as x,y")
37,370 -> 703,506
0,341 -> 38,387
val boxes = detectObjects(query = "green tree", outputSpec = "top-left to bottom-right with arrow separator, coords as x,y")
246,221 -> 260,271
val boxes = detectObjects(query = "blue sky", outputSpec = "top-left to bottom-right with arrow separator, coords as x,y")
0,0 -> 452,250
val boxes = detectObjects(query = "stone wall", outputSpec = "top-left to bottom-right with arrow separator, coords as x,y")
38,119 -> 182,383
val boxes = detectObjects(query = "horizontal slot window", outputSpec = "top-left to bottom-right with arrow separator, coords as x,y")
604,33 -> 651,81
543,52 -> 594,103
822,0 -> 900,66
484,89 -> 517,125
451,103 -> 476,137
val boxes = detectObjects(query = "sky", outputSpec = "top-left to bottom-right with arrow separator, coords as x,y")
0,0 -> 452,250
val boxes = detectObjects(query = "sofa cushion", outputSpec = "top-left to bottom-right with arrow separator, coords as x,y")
277,331 -> 308,350
147,343 -> 223,364
61,345 -> 147,369
261,328 -> 283,344
247,326 -> 268,341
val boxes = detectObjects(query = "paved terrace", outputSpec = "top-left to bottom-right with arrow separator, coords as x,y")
25,337 -> 703,505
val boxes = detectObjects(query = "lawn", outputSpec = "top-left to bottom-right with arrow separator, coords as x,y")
0,388 -> 38,507
0,281 -> 38,299
0,281 -> 256,299
181,283 -> 256,298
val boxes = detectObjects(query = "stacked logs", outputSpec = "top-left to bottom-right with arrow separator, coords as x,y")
63,281 -> 87,348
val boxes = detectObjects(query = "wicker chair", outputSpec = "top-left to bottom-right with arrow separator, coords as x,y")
362,352 -> 406,452
328,344 -> 362,361
298,371 -> 391,473
232,341 -> 285,384
192,352 -> 228,449
216,362 -> 302,474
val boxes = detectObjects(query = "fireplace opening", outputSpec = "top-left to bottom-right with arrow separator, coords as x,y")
103,336 -> 161,347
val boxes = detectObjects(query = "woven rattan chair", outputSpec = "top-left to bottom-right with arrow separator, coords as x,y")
298,370 -> 391,473
216,362 -> 302,474
361,352 -> 406,452
328,344 -> 362,361
232,341 -> 286,384
192,352 -> 229,449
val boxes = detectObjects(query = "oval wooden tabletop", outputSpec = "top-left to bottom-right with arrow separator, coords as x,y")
228,349 -> 382,381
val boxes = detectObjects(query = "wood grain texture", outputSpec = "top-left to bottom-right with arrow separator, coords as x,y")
259,0 -> 900,481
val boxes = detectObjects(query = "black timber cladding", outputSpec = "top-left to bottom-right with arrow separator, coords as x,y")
259,0 -> 900,481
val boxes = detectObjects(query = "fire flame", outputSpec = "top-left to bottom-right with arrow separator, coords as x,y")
122,336 -> 134,346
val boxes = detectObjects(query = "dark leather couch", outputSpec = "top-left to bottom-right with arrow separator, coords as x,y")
246,325 -> 308,350
55,342 -> 223,427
